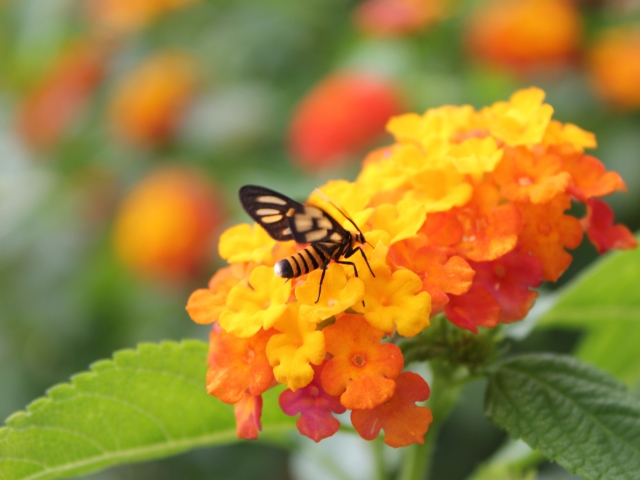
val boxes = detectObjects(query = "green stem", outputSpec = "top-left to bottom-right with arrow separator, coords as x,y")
397,421 -> 439,480
372,436 -> 388,480
398,360 -> 471,480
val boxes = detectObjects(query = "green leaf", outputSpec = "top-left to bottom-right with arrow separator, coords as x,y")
485,353 -> 640,480
0,341 -> 296,480
539,241 -> 640,328
538,240 -> 640,386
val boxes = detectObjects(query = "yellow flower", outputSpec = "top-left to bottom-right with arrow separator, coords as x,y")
353,263 -> 431,337
219,266 -> 290,337
543,120 -> 597,151
370,198 -> 426,245
266,304 -> 326,391
356,147 -> 411,193
387,105 -> 476,147
310,179 -> 373,229
483,87 -> 554,146
296,264 -> 365,323
219,223 -> 277,265
406,169 -> 473,213
447,137 -> 504,177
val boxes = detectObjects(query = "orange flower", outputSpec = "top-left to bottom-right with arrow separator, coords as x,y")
288,72 -> 402,170
85,0 -> 200,35
389,242 -> 474,310
493,146 -> 572,204
188,87 -> 635,445
113,167 -> 223,281
186,267 -> 241,325
206,326 -> 275,404
516,194 -> 583,282
234,391 -> 262,440
321,314 -> 404,410
18,43 -> 107,150
354,0 -> 448,37
453,183 -> 522,262
588,26 -> 640,111
465,0 -> 582,72
351,372 -> 432,448
109,52 -> 197,146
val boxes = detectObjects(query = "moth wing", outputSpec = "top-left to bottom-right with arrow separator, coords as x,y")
239,185 -> 304,241
288,204 -> 347,245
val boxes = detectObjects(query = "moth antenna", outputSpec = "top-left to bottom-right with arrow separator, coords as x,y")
311,188 -> 364,235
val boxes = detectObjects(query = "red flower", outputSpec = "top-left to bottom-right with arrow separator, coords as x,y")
288,72 -> 402,170
351,372 -> 432,448
18,44 -> 107,150
582,198 -> 637,254
470,251 -> 544,324
279,361 -> 346,442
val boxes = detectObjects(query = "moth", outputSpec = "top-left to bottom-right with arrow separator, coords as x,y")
239,185 -> 374,302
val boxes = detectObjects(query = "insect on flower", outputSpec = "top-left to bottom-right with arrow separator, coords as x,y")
239,185 -> 375,302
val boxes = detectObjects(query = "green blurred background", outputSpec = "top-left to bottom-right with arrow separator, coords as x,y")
1,0 -> 638,478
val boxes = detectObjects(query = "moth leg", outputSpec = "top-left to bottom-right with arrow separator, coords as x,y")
315,261 -> 330,304
345,247 -> 375,277
335,260 -> 358,277
335,259 -> 366,307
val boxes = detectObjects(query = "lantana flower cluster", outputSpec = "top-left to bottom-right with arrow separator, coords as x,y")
187,87 -> 636,447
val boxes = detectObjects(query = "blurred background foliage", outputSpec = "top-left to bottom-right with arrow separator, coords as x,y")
0,0 -> 639,478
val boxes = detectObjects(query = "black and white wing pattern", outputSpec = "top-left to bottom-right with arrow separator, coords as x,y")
239,185 -> 300,241
239,185 -> 347,244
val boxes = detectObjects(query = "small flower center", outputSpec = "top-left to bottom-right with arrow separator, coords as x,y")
538,220 -> 552,235
327,298 -> 337,308
263,300 -> 272,308
494,265 -> 506,278
308,386 -> 320,398
243,349 -> 256,364
352,353 -> 366,367
518,176 -> 533,186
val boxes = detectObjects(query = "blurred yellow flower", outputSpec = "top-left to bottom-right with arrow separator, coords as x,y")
588,25 -> 640,111
113,167 -> 223,281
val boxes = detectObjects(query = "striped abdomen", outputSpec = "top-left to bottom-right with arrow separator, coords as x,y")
274,244 -> 332,278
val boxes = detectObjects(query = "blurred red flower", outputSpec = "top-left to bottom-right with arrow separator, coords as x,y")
288,72 -> 402,171
113,167 -> 224,282
354,0 -> 448,37
465,0 -> 582,73
588,25 -> 640,111
17,44 -> 107,150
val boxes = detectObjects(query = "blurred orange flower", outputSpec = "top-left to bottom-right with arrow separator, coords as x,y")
588,25 -> 640,110
17,44 -> 107,150
113,167 -> 223,281
85,0 -> 201,35
354,0 -> 448,37
288,72 -> 402,171
465,0 -> 582,72
109,52 -> 198,146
